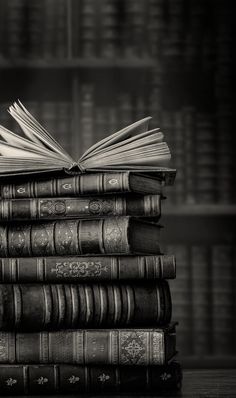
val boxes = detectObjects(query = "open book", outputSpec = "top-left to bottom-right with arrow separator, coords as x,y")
0,101 -> 175,177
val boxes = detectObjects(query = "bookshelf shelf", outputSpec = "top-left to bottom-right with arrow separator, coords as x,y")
0,57 -> 155,69
163,204 -> 236,216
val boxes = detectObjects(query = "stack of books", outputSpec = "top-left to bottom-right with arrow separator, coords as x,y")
0,102 -> 182,395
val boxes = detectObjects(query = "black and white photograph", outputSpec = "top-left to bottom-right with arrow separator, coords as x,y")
0,0 -> 234,397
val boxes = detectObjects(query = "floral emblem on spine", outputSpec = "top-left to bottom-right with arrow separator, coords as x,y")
97,373 -> 110,383
108,178 -> 119,185
13,227 -> 26,254
89,199 -> 114,215
120,332 -> 146,365
40,200 -> 66,217
52,261 -> 108,278
68,375 -> 80,384
32,226 -> 49,250
6,378 -> 17,386
160,372 -> 171,381
36,377 -> 48,385
104,220 -> 123,252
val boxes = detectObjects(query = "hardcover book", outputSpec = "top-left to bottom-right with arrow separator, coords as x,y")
0,324 -> 177,365
0,254 -> 176,282
0,362 -> 182,394
0,171 -> 171,198
0,217 -> 162,257
0,194 -> 162,221
0,282 -> 172,330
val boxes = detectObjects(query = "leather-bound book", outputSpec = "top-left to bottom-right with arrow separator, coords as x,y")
0,254 -> 176,282
1,171 -> 173,198
0,281 -> 171,330
0,324 -> 177,365
0,194 -> 162,221
0,217 -> 162,257
0,362 -> 182,395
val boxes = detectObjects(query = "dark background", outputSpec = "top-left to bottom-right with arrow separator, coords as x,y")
0,0 -> 235,368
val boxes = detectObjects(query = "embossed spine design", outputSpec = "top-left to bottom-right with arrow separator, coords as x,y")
0,255 -> 176,282
0,327 -> 175,364
0,196 -> 161,220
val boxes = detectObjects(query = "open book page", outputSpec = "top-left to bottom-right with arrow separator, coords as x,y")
79,117 -> 151,161
0,101 -> 173,175
8,102 -> 74,163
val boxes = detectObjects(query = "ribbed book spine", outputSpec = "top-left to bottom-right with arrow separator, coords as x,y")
0,255 -> 176,282
0,218 -> 161,257
0,282 -> 172,330
0,326 -> 177,365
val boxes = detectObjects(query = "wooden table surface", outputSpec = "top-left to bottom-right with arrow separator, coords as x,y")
2,369 -> 236,398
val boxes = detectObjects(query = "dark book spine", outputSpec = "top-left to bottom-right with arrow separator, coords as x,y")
0,218 -> 161,257
0,362 -> 182,395
0,255 -> 176,282
0,326 -> 176,365
212,245 -> 233,355
0,282 -> 171,330
1,172 -> 132,198
191,246 -> 211,356
0,195 -> 161,221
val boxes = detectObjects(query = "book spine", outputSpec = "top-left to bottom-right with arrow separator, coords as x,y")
55,0 -> 68,58
6,1 -> 24,58
211,245 -> 233,355
183,106 -> 196,204
191,246 -> 211,356
215,2 -> 233,202
1,172 -> 132,198
163,0 -> 184,57
100,0 -> 118,58
79,0 -> 97,57
0,362 -> 182,395
196,113 -> 217,203
0,218 -> 161,257
43,0 -> 57,58
0,327 -> 176,365
0,282 -> 171,330
147,0 -> 165,57
0,195 -> 161,221
0,255 -> 176,282
27,0 -> 43,58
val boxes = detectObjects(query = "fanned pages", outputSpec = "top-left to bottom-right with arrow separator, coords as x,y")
0,101 -> 174,177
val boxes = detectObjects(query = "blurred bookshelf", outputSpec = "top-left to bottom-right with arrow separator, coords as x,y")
0,0 -> 235,368
164,204 -> 236,216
